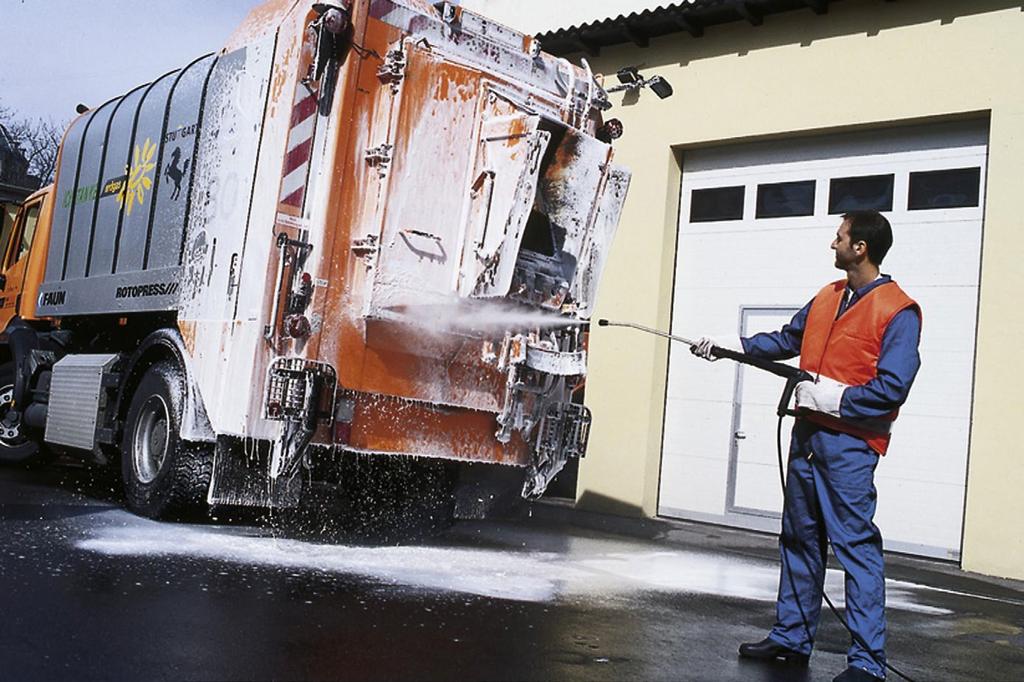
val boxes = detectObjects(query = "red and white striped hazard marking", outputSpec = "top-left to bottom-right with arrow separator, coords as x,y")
279,91 -> 318,210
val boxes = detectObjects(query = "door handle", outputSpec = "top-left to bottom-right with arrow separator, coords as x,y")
734,431 -> 747,440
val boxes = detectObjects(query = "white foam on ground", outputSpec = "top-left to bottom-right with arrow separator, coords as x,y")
76,520 -> 951,614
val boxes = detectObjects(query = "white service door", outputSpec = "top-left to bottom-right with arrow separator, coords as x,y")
727,308 -> 800,517
659,119 -> 988,560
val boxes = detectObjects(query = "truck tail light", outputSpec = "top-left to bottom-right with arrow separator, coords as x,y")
333,396 -> 355,444
286,314 -> 312,338
264,358 -> 337,422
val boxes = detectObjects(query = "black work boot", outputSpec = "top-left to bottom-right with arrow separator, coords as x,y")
833,666 -> 883,681
738,637 -> 810,666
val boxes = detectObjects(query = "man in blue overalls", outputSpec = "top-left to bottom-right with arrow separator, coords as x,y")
693,210 -> 922,681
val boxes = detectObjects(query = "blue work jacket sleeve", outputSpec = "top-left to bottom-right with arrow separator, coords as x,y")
739,301 -> 811,361
839,307 -> 922,419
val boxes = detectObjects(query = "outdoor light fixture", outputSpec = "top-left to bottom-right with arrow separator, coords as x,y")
306,1 -> 352,84
433,1 -> 461,24
616,66 -> 641,85
597,118 -> 624,143
647,75 -> 674,100
605,65 -> 675,101
312,1 -> 351,32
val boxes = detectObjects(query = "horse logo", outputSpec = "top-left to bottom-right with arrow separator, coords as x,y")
165,146 -> 191,200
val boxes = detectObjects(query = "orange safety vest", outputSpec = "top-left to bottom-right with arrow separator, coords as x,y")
799,279 -> 920,455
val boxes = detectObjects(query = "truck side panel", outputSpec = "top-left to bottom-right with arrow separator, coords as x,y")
146,57 -> 214,271
178,35 -> 281,438
46,116 -> 87,288
113,73 -> 175,274
36,56 -> 219,317
65,101 -> 117,281
87,85 -> 148,278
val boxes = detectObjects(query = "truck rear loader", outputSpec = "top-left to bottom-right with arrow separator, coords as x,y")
0,0 -> 631,523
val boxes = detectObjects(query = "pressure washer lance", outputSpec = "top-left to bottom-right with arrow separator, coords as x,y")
596,319 -> 811,417
596,318 -> 917,682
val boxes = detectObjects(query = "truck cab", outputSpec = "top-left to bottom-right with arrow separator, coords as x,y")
0,185 -> 55,464
0,185 -> 52,330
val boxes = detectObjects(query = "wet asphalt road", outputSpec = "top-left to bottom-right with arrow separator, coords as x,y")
2,463 -> 1024,682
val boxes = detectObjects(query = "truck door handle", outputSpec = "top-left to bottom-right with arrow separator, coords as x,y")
734,431 -> 746,440
227,253 -> 239,297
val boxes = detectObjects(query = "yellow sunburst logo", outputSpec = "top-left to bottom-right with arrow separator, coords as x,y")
118,138 -> 157,216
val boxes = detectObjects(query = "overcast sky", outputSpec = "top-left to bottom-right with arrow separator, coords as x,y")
1,0 -> 255,126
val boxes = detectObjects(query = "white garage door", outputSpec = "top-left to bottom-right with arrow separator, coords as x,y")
659,119 -> 988,560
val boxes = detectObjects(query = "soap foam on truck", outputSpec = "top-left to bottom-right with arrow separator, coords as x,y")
0,0 -> 631,526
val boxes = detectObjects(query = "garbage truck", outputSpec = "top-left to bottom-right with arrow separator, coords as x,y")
0,0 -> 631,522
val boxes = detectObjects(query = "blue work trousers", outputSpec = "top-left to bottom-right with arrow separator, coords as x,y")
768,420 -> 887,679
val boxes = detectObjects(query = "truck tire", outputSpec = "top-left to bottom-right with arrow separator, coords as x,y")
0,362 -> 50,466
121,361 -> 212,519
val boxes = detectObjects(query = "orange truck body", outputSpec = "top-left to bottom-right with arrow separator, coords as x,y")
0,0 -> 629,514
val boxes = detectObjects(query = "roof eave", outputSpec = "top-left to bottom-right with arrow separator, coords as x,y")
535,0 -> 845,57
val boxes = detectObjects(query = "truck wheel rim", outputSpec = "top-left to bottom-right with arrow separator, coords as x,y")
133,395 -> 170,484
0,385 -> 24,445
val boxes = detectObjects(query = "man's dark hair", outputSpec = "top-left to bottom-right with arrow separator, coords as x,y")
843,210 -> 893,265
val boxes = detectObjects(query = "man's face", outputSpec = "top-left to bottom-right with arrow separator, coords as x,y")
831,219 -> 862,270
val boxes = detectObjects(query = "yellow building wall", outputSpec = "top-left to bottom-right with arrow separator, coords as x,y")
574,0 -> 1024,579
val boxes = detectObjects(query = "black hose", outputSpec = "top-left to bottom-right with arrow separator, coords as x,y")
776,412 -> 917,682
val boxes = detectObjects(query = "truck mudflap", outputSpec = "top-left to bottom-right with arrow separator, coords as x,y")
208,358 -> 336,508
522,401 -> 591,499
208,437 -> 303,509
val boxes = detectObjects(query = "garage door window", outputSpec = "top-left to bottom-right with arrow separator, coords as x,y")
756,180 -> 815,219
828,174 -> 894,214
690,186 -> 744,222
908,167 -> 982,210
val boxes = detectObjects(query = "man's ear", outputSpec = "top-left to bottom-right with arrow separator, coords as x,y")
852,240 -> 868,257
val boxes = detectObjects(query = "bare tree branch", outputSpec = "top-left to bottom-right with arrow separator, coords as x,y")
0,98 -> 67,187
13,118 -> 62,185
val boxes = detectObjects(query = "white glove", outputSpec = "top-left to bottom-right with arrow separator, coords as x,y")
794,376 -> 849,418
691,335 -> 743,362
